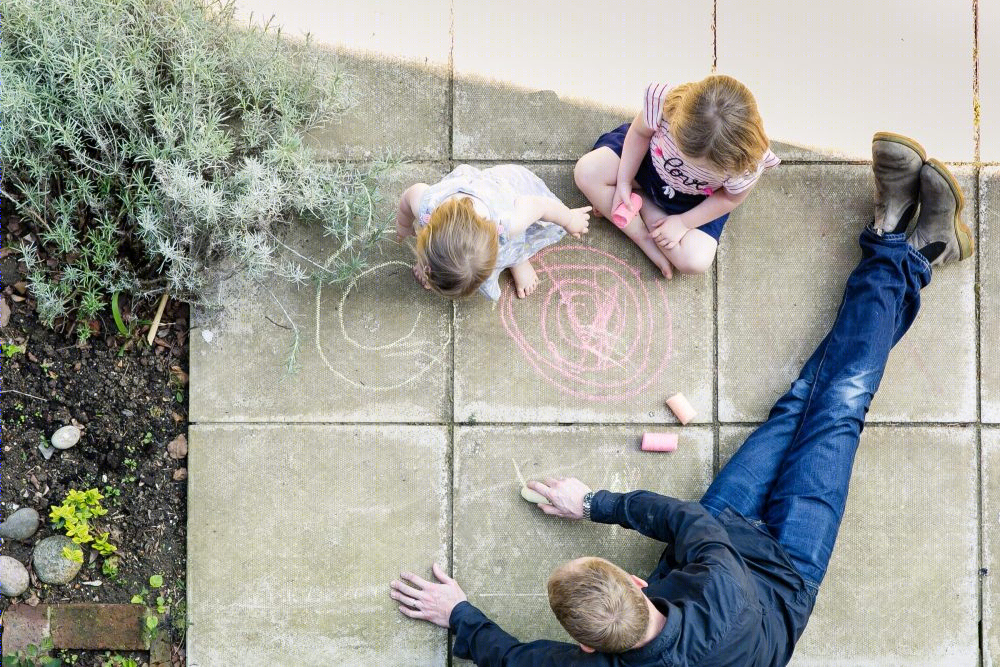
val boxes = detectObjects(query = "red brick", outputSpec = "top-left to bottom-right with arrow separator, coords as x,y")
49,604 -> 147,650
1,604 -> 51,656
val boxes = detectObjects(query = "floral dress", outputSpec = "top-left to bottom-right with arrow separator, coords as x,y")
416,164 -> 566,300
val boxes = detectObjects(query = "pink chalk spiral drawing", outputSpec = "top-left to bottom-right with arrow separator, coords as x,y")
500,245 -> 672,402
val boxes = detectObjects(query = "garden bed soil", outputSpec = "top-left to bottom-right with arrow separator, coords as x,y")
2,217 -> 189,666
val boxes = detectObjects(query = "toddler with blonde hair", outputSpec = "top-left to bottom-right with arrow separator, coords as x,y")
575,74 -> 779,278
397,165 -> 591,299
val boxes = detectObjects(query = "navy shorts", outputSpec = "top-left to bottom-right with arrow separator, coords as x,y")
593,123 -> 728,242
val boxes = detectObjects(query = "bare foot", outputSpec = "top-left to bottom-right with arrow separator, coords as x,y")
510,261 -> 539,298
621,217 -> 674,279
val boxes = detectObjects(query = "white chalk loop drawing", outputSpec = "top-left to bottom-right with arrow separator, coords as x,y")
315,260 -> 451,391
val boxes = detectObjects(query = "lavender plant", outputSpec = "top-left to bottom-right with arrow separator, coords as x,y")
1,0 -> 388,341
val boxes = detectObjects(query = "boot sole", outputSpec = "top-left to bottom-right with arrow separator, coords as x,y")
872,131 -> 928,161
925,158 -> 973,260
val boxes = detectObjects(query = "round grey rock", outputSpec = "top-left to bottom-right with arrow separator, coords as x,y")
0,556 -> 29,597
51,425 -> 81,450
0,507 -> 40,541
33,535 -> 82,585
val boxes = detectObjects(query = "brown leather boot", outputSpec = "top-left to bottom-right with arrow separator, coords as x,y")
872,132 -> 926,234
907,159 -> 973,266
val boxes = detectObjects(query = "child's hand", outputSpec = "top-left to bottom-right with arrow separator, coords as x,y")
563,206 -> 592,238
612,181 -> 633,216
651,216 -> 689,250
413,263 -> 431,290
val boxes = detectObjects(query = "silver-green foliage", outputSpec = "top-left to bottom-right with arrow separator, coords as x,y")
1,0 -> 387,339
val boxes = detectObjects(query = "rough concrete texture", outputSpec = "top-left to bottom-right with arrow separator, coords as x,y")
234,0 -> 452,66
187,425 -> 450,667
454,0 -> 712,112
982,0 -> 1000,161
306,52 -> 451,160
720,426 -> 979,666
985,429 -> 1000,667
453,79 -> 631,161
717,0 -> 974,162
452,0 -> 712,160
718,164 -> 977,423
454,163 -> 713,423
189,162 -> 453,423
984,169 -> 1000,422
453,425 -> 713,649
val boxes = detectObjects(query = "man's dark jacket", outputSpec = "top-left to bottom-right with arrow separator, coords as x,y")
449,490 -> 816,666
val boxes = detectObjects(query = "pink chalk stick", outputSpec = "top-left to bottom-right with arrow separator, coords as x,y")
642,432 -> 678,452
611,193 -> 643,229
666,393 -> 696,425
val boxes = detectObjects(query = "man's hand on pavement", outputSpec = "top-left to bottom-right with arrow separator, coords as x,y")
391,563 -> 467,628
526,477 -> 593,520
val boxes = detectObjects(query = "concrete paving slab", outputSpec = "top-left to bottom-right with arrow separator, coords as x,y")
717,0 -> 975,162
453,425 -> 714,647
307,53 -> 450,161
189,162 -> 453,423
718,164 -> 977,423
455,164 -> 714,424
187,424 -> 450,667
983,0 -> 1000,161
233,2 -> 452,160
234,0 -> 451,66
984,168 -> 1000,422
720,426 -> 980,666
985,429 -> 1000,667
453,0 -> 713,160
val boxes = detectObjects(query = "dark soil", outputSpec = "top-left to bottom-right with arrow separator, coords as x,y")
1,216 -> 189,666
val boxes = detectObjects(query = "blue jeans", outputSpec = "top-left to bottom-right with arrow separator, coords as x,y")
701,227 -> 932,591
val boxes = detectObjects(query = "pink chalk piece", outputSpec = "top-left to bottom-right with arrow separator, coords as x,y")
642,432 -> 678,452
611,193 -> 643,229
666,393 -> 696,425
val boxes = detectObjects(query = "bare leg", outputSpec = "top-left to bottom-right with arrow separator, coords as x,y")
574,148 -> 675,278
636,192 -> 719,275
509,260 -> 539,299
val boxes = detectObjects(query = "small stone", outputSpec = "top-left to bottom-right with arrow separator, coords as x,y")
0,555 -> 30,596
166,434 -> 187,459
33,535 -> 82,585
0,507 -> 40,541
38,444 -> 56,460
51,425 -> 81,450
173,467 -> 188,481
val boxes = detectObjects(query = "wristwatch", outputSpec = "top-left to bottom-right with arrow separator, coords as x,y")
582,491 -> 594,521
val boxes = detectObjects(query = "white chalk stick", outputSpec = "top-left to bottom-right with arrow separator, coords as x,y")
521,486 -> 548,504
642,432 -> 678,452
666,393 -> 696,425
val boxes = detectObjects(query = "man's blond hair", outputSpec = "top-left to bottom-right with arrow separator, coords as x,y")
414,197 -> 498,298
547,557 -> 649,653
662,74 -> 770,176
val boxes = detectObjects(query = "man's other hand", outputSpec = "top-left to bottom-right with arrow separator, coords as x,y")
391,563 -> 467,628
527,477 -> 592,520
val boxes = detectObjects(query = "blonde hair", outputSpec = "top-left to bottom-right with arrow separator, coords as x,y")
661,74 -> 769,176
414,197 -> 498,298
547,558 -> 649,653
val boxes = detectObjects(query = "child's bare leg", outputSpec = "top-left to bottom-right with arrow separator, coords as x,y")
637,192 -> 719,275
574,149 -> 675,278
573,148 -> 619,218
510,260 -> 539,298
